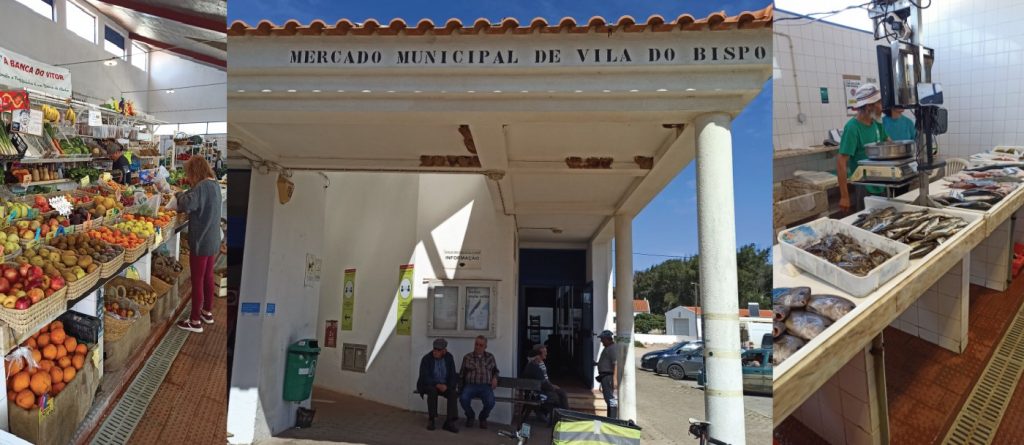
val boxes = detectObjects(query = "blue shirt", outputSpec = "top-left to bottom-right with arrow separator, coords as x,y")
432,358 -> 446,384
882,114 -> 916,142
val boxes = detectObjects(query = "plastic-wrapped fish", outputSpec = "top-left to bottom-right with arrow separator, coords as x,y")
773,287 -> 810,308
784,310 -> 832,341
773,335 -> 806,365
806,295 -> 856,322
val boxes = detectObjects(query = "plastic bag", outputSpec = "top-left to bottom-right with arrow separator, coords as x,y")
6,346 -> 39,375
134,190 -> 162,217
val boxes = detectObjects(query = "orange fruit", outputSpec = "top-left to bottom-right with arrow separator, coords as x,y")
37,360 -> 53,372
52,381 -> 65,395
55,345 -> 67,359
49,329 -> 65,345
57,356 -> 71,368
49,321 -> 62,331
10,371 -> 30,392
37,333 -> 50,347
48,367 -> 62,385
15,389 -> 34,409
63,337 -> 77,352
29,372 -> 50,396
39,324 -> 49,334
7,390 -> 15,401
41,344 -> 56,360
71,354 -> 84,370
75,344 -> 87,355
62,366 -> 75,382
30,349 -> 41,363
25,338 -> 36,349
7,357 -> 24,376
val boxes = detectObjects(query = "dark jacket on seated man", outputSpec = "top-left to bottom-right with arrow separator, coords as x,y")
417,338 -> 460,432
521,346 -> 569,411
417,351 -> 458,394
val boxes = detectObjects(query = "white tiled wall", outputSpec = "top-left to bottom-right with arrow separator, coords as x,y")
890,258 -> 969,353
922,0 -> 1024,160
774,11 -> 883,152
793,348 -> 881,445
971,219 -> 1012,291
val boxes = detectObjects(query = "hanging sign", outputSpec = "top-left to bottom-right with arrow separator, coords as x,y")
12,109 -> 43,136
0,47 -> 72,99
0,91 -> 29,111
442,249 -> 481,270
88,109 -> 102,126
325,320 -> 338,348
341,268 -> 355,330
396,264 -> 414,336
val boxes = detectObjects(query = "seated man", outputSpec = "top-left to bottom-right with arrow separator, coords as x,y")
521,344 -> 569,422
459,335 -> 500,429
416,338 -> 459,433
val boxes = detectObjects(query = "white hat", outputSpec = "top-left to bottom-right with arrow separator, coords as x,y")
852,83 -> 881,109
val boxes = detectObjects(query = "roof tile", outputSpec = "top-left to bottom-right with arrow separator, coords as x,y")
227,5 -> 772,37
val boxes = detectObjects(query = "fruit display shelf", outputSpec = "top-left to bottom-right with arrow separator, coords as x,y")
13,157 -> 94,165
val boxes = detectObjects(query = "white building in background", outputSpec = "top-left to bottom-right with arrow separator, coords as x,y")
665,305 -> 772,344
224,8 -> 772,445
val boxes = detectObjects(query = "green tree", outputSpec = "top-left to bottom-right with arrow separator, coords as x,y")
634,313 -> 666,333
633,244 -> 771,315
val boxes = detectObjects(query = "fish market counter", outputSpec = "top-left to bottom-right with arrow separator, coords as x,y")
893,177 -> 1024,291
772,201 -> 987,441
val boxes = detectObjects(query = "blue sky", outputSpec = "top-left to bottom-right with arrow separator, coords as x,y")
229,0 -> 773,271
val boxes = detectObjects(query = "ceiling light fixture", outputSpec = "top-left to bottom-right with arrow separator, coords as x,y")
165,89 -> 175,94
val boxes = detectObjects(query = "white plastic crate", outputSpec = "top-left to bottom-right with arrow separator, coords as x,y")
778,218 -> 911,297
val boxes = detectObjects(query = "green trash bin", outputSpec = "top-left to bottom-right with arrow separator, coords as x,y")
283,339 -> 321,401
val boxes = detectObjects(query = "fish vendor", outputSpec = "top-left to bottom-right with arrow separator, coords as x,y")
882,106 -> 917,142
838,83 -> 890,213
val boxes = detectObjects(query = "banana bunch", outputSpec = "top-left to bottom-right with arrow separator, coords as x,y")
64,107 -> 76,124
41,105 -> 60,123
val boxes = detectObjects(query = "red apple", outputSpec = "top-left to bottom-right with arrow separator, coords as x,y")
12,283 -> 22,291
17,264 -> 29,278
30,266 -> 42,279
49,276 -> 63,290
3,268 -> 17,282
27,288 -> 43,304
39,276 -> 50,290
14,297 -> 30,310
0,278 -> 10,294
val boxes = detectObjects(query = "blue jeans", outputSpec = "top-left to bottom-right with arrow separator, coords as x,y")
459,383 -> 496,420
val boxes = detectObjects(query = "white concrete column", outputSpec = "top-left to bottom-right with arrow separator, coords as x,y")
614,214 -> 637,421
695,112 -> 746,444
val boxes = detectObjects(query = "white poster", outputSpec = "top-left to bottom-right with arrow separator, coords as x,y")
843,76 -> 862,115
11,109 -> 43,136
465,287 -> 490,331
0,47 -> 72,99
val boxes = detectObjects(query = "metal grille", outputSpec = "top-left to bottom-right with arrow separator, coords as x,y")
90,304 -> 191,445
943,303 -> 1024,445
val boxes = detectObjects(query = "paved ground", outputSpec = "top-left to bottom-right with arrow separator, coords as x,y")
634,346 -> 772,445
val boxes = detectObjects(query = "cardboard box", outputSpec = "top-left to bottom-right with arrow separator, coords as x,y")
7,346 -> 101,445
103,315 -> 151,373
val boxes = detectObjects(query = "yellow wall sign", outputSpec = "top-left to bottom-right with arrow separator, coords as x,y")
342,268 -> 355,331
396,264 -> 414,336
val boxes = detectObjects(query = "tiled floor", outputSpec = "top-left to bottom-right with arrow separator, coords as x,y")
775,277 -> 1024,444
127,294 -> 228,444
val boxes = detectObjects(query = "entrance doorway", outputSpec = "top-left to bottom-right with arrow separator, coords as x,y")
518,249 -> 593,388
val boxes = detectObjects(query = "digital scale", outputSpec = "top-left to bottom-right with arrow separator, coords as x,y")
851,158 -> 918,183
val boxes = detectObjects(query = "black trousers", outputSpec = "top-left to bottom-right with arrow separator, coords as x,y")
545,388 -> 569,410
423,386 -> 458,421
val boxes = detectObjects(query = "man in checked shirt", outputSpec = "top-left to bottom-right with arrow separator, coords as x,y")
459,335 -> 499,429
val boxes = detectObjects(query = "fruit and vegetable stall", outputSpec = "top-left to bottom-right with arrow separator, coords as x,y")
0,92 -> 198,443
772,148 -> 1024,443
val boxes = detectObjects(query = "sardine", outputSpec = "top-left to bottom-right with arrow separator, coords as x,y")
774,305 -> 791,321
773,335 -> 806,365
806,295 -> 856,322
773,320 -> 786,338
784,310 -> 832,341
773,287 -> 810,308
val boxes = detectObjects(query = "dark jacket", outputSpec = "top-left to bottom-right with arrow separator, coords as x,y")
417,351 -> 458,393
521,360 -> 554,393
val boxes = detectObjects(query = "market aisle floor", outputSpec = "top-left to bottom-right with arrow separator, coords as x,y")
775,276 -> 1024,444
127,295 -> 228,443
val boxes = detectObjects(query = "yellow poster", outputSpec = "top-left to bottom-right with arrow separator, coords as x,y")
342,268 -> 356,331
396,264 -> 414,335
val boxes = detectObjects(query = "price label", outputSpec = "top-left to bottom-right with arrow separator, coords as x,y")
125,266 -> 140,280
91,346 -> 100,369
106,208 -> 119,218
80,176 -> 90,187
100,172 -> 112,182
88,109 -> 102,126
49,196 -> 73,216
38,394 -> 55,420
153,228 -> 162,246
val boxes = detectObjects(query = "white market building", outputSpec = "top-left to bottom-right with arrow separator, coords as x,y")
226,8 -> 772,444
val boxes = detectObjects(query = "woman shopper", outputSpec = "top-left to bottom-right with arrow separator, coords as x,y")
176,157 -> 223,333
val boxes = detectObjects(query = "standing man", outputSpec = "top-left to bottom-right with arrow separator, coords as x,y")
596,330 -> 620,419
416,338 -> 459,433
837,83 -> 890,213
459,335 -> 499,429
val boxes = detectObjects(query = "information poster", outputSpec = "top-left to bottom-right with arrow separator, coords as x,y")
341,268 -> 356,330
465,286 -> 491,331
396,264 -> 414,335
431,286 -> 458,330
843,75 -> 862,115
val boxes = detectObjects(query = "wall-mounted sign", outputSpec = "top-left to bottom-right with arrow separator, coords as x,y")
820,87 -> 829,104
396,264 -> 414,336
0,91 -> 29,111
304,253 -> 322,288
0,47 -> 72,99
240,302 -> 260,317
11,109 -> 42,136
325,320 -> 338,348
341,268 -> 355,330
442,249 -> 481,270
88,109 -> 102,126
843,75 -> 862,115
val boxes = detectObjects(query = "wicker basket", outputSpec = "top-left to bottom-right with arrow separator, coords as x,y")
35,246 -> 99,301
97,245 -> 125,278
2,244 -> 21,263
105,277 -> 157,315
103,297 -> 140,342
0,284 -> 67,343
123,240 -> 147,264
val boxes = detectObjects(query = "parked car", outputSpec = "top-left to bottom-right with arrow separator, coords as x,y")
641,340 -> 703,372
696,348 -> 773,395
655,347 -> 704,380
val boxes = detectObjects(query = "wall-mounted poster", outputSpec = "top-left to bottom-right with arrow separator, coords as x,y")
342,268 -> 356,330
465,286 -> 491,331
396,264 -> 414,335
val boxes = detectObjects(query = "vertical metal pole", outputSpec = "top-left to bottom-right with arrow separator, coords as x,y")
871,334 -> 890,444
695,112 -> 745,444
614,214 -> 637,421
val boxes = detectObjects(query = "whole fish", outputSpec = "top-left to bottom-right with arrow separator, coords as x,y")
806,295 -> 856,322
774,305 -> 791,321
773,287 -> 810,308
773,320 -> 786,338
773,335 -> 806,365
784,310 -> 832,341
